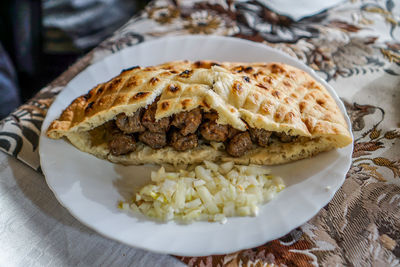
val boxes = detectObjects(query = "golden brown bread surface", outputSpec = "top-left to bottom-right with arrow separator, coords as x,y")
46,60 -> 352,165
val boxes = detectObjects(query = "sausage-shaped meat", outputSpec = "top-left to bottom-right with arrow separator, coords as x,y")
199,121 -> 229,142
138,131 -> 167,149
115,110 -> 145,133
226,132 -> 252,157
170,131 -> 198,151
109,134 -> 136,156
275,132 -> 294,143
142,103 -> 170,133
203,111 -> 218,122
249,128 -> 272,147
227,126 -> 241,140
171,108 -> 202,136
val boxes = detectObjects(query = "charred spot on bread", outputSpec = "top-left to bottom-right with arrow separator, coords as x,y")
96,86 -> 104,95
149,77 -> 160,85
244,66 -> 253,73
168,85 -> 180,93
83,92 -> 92,100
194,61 -> 202,68
179,70 -> 193,78
201,100 -> 210,109
272,90 -> 280,98
243,76 -> 250,83
132,92 -> 150,101
299,101 -> 307,112
256,83 -> 269,91
263,76 -> 273,85
85,101 -> 95,112
121,66 -> 140,73
232,65 -> 244,73
181,99 -> 191,109
108,78 -> 123,92
232,81 -> 243,93
271,63 -> 286,74
161,101 -> 170,110
317,99 -> 326,106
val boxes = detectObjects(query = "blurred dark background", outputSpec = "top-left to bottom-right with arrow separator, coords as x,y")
0,0 -> 147,119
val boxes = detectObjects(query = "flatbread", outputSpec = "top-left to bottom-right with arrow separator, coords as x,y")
47,60 -> 352,165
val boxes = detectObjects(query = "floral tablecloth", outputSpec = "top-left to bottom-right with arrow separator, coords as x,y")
1,0 -> 400,265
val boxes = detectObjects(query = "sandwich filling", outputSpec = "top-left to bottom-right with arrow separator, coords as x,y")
89,99 -> 312,158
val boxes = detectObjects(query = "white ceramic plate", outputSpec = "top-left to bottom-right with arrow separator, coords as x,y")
39,35 -> 353,256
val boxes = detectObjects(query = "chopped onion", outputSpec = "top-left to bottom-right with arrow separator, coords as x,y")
119,161 -> 285,223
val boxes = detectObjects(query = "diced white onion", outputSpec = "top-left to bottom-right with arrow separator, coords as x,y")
219,161 -> 234,174
203,160 -> 219,172
119,161 -> 285,223
196,186 -> 219,214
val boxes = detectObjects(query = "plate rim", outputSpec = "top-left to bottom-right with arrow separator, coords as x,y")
39,35 -> 354,256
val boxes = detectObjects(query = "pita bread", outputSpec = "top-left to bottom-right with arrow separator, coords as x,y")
47,60 -> 352,165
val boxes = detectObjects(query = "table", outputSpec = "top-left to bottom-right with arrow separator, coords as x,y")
0,152 -> 184,266
1,0 -> 400,266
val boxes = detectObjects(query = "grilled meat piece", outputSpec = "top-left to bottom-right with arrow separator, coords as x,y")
142,103 -> 170,133
115,110 -> 145,133
138,131 -> 167,149
226,132 -> 252,157
170,131 -> 198,151
227,126 -> 241,140
199,121 -> 229,142
109,134 -> 136,156
203,111 -> 218,122
275,132 -> 294,143
171,108 -> 202,136
249,128 -> 272,147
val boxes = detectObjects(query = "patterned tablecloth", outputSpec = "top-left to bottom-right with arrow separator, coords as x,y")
1,0 -> 400,265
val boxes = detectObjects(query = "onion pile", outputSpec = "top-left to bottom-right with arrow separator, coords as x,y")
119,161 -> 285,223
